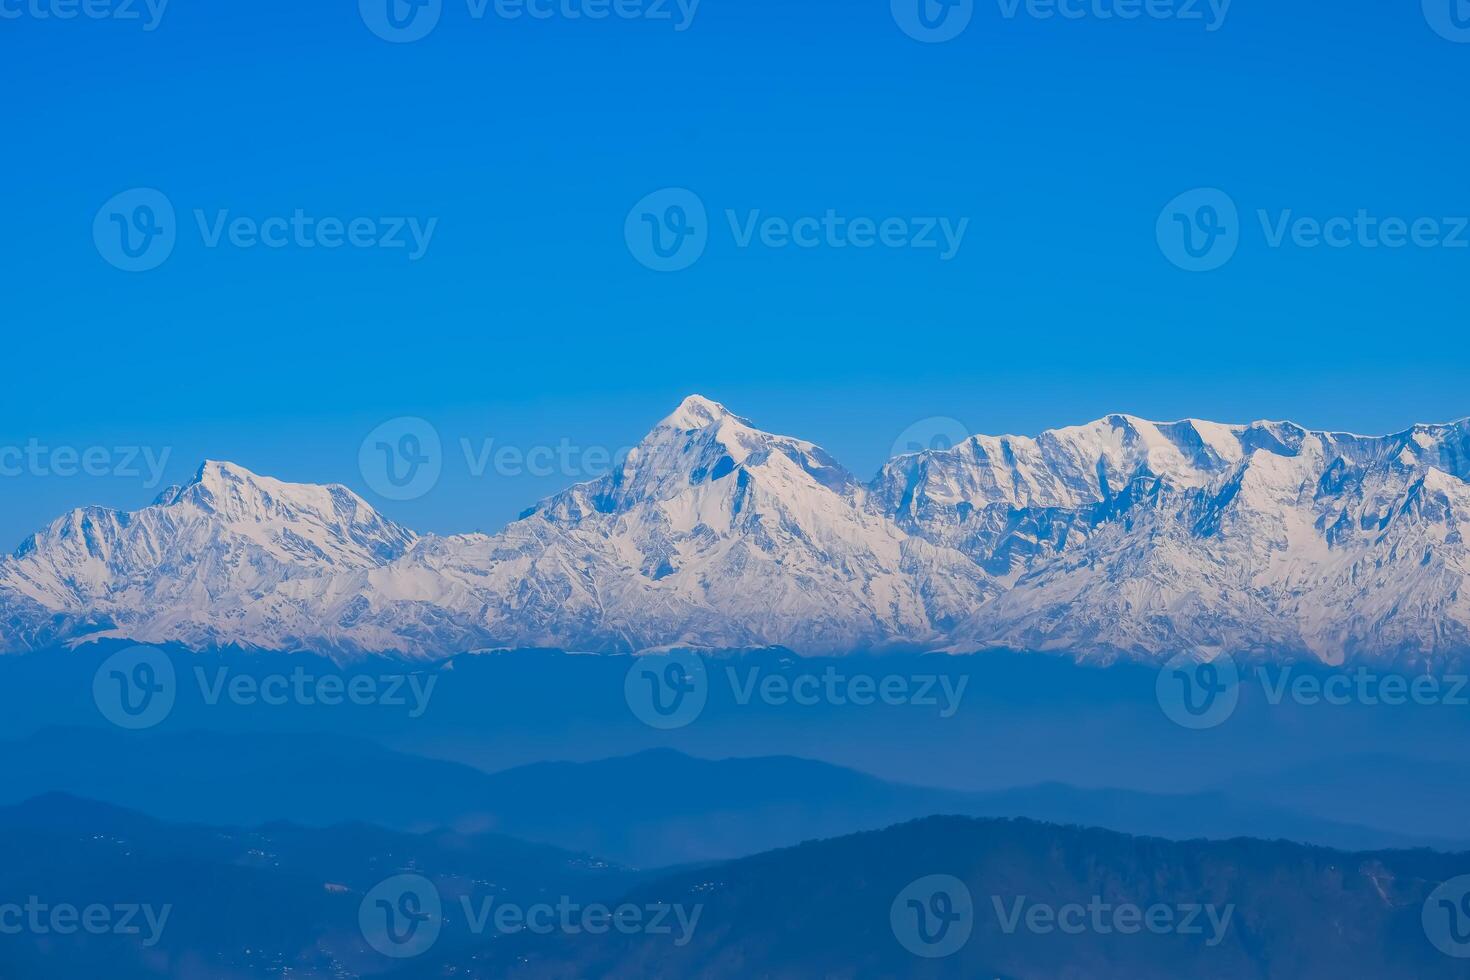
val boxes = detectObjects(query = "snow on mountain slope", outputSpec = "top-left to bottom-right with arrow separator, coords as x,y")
908,419 -> 1470,666
870,415 -> 1303,578
245,396 -> 996,656
2,400 -> 1468,666
0,461 -> 415,652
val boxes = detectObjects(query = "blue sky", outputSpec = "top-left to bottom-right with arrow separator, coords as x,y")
1,0 -> 1467,545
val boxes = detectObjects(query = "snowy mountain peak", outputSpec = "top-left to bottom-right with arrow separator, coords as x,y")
0,460 -> 416,652
660,393 -> 737,431
644,394 -> 836,482
532,396 -> 858,523
2,404 -> 1468,666
147,460 -> 412,551
197,458 -> 250,480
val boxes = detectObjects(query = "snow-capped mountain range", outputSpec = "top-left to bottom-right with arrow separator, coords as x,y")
3,396 -> 1468,666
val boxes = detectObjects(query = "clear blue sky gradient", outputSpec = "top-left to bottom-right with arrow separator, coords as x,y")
2,0 -> 1467,545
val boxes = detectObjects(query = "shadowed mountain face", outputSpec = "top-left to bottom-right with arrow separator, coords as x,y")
4,397 -> 1469,663
399,816 -> 1470,980
0,794 -> 646,980
1,729 -> 1460,870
